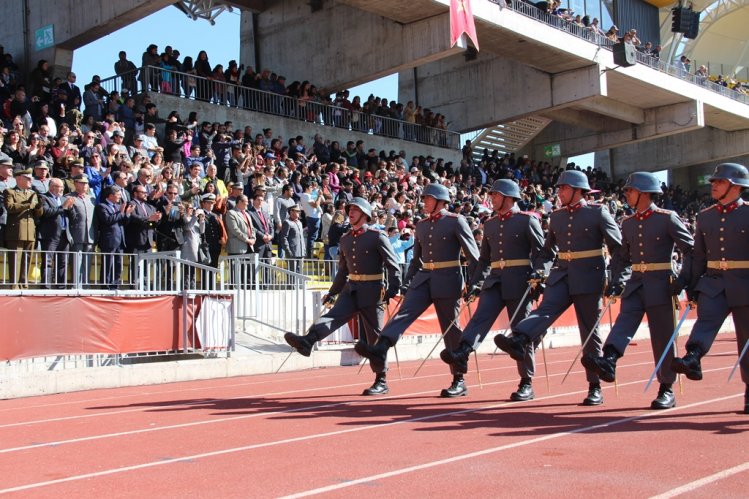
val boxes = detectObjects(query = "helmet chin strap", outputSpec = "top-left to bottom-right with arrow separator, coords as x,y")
716,182 -> 734,204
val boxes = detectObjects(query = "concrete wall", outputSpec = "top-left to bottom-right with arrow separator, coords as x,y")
149,94 -> 461,164
1,0 -> 170,80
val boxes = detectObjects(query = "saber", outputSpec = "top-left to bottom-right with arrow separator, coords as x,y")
645,303 -> 692,392
561,299 -> 613,384
608,303 -> 619,397
491,283 -> 534,357
727,335 -> 749,383
466,301 -> 482,389
276,296 -> 335,373
672,293 -> 684,395
540,338 -> 551,393
413,297 -> 473,377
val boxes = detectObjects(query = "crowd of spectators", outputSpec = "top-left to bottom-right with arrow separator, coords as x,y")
111,45 -> 452,146
0,41 -> 730,290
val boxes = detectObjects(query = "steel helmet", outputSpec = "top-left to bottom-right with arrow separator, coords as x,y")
346,197 -> 373,220
708,163 -> 749,188
422,183 -> 451,202
623,172 -> 663,194
489,179 -> 522,199
555,170 -> 591,191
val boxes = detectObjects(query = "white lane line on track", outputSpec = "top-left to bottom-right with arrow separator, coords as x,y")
649,462 -> 749,499
0,345 -> 657,414
0,357 -> 662,445
279,393 -> 745,499
0,374 -> 741,495
0,352 -> 664,429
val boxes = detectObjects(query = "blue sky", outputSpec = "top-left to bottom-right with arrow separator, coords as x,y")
71,5 -> 397,102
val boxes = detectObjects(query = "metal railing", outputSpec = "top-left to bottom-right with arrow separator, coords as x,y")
100,66 -> 460,149
495,0 -> 749,106
219,253 -> 310,340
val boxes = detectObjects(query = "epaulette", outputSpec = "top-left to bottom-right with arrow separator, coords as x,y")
445,212 -> 460,217
699,205 -> 716,214
551,207 -> 567,214
519,210 -> 541,219
622,213 -> 636,222
652,207 -> 671,215
367,227 -> 382,233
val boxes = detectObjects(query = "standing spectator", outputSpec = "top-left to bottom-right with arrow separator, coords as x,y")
95,185 -> 133,289
155,186 -> 185,252
3,168 -> 43,288
141,44 -> 160,92
114,51 -> 138,94
59,72 -> 81,110
29,60 -> 52,102
225,194 -> 254,256
280,204 -> 305,274
300,179 -> 322,259
82,81 -> 103,121
65,174 -> 97,284
38,178 -> 76,288
180,203 -> 205,288
125,183 -> 160,254
194,50 -> 212,102
249,190 -> 274,259
200,193 -> 225,268
0,155 -> 16,247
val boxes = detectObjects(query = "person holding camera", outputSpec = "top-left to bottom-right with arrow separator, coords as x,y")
300,179 -> 323,259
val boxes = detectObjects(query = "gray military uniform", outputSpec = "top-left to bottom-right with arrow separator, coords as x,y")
605,204 -> 694,383
381,209 -> 480,374
461,206 -> 545,377
685,199 -> 749,382
513,200 -> 625,383
309,225 -> 401,373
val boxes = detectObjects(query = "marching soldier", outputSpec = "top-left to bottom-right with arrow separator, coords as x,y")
440,179 -> 546,401
284,197 -> 401,395
582,172 -> 694,409
494,170 -> 626,406
670,163 -> 749,414
356,183 -> 480,397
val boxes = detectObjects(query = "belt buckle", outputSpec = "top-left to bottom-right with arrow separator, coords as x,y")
720,261 -> 729,270
498,259 -> 506,270
561,251 -> 572,261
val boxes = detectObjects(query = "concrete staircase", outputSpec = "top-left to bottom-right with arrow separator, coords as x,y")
469,117 -> 552,162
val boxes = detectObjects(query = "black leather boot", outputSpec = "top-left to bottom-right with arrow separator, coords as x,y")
510,378 -> 534,401
362,373 -> 388,396
283,331 -> 319,357
440,342 -> 473,373
493,333 -> 530,362
355,335 -> 392,365
651,383 -> 676,409
440,375 -> 468,398
581,345 -> 620,383
670,348 -> 703,381
582,383 -> 603,406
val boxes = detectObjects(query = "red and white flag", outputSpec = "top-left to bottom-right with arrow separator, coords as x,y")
450,0 -> 480,51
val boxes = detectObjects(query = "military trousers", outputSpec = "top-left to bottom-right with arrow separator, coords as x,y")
513,277 -> 603,383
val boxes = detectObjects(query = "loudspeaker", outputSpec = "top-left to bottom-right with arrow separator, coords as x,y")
613,42 -> 636,67
684,11 -> 701,39
672,7 -> 692,33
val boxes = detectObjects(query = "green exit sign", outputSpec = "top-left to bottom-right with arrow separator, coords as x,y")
35,24 -> 54,51
544,144 -> 561,158
696,174 -> 711,186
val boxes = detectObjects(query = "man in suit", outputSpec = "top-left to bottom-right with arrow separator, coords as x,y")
280,204 -> 305,274
38,178 -> 76,288
65,174 -> 97,286
670,163 -> 749,415
285,198 -> 401,395
224,194 -> 255,285
3,168 -> 44,289
356,183 -> 480,397
494,170 -> 626,406
440,179 -> 546,400
249,188 -> 274,259
59,72 -> 82,110
582,172 -> 694,409
125,183 -> 161,254
95,185 -> 133,289
154,186 -> 185,252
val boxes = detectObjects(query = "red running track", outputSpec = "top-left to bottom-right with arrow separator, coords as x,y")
0,338 -> 747,498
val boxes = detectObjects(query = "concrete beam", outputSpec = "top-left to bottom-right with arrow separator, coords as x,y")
529,101 -> 705,159
406,53 -> 605,132
577,97 -> 645,124
250,0 -> 463,91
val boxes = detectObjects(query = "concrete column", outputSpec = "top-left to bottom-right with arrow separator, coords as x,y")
239,11 -> 258,71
